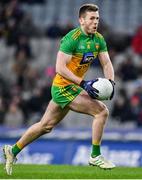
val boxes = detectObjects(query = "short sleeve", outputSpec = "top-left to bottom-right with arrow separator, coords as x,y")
99,36 -> 108,52
59,35 -> 75,55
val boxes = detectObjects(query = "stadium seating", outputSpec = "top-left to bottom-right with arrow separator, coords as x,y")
21,0 -> 142,34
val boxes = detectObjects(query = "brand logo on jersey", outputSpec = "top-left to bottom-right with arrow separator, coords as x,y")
78,43 -> 86,50
80,52 -> 95,64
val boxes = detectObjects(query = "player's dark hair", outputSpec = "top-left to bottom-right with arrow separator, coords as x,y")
79,4 -> 99,18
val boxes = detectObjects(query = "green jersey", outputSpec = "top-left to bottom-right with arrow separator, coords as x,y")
53,27 -> 107,86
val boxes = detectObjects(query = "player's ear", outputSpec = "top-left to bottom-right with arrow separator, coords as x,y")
79,17 -> 85,26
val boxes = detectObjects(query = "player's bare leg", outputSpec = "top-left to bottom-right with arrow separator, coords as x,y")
3,100 -> 69,175
69,91 -> 108,143
16,100 -> 69,147
68,90 -> 115,169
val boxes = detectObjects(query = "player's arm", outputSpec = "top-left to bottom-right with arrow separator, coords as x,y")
56,51 -> 82,85
98,51 -> 114,81
98,51 -> 115,99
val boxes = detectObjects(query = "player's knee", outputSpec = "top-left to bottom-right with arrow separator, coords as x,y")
102,106 -> 109,118
95,105 -> 109,120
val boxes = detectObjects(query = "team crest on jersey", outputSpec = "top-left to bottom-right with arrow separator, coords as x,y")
87,42 -> 91,49
80,52 -> 95,64
95,44 -> 99,49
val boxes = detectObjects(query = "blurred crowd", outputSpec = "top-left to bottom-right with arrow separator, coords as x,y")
0,0 -> 142,128
0,0 -> 53,127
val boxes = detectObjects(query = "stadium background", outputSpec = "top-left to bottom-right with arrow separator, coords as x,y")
0,0 -> 142,167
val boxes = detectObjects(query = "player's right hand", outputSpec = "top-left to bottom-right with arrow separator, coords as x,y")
80,79 -> 99,99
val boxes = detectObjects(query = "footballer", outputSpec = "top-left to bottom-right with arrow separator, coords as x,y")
3,4 -> 115,175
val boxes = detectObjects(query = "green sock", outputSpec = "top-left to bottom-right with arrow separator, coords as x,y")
12,144 -> 22,157
91,144 -> 101,157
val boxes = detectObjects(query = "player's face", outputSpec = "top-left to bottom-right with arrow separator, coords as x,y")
79,11 -> 99,34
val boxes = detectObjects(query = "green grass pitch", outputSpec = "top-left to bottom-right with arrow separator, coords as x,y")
0,164 -> 142,179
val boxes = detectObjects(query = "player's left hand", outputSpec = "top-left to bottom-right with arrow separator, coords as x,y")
109,79 -> 115,100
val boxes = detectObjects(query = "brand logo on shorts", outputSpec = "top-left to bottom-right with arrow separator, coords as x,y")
71,86 -> 77,91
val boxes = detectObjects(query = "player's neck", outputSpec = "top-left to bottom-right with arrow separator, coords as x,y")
80,26 -> 95,36
80,26 -> 94,39
80,26 -> 89,36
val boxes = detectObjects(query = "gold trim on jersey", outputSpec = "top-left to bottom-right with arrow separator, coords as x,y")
72,29 -> 82,40
53,74 -> 73,86
95,32 -> 103,38
73,53 -> 82,57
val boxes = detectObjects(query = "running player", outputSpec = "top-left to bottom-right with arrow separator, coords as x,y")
3,4 -> 115,175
